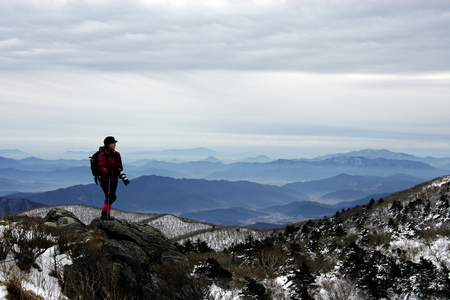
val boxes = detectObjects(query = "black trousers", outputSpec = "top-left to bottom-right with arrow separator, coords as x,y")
101,179 -> 118,205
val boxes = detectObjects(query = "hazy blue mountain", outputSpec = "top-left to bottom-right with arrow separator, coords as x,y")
0,149 -> 29,159
312,148 -> 450,168
246,222 -> 284,229
5,175 -> 310,215
88,149 -> 450,185
177,193 -> 387,226
205,157 -> 446,184
265,193 -> 389,221
119,176 -> 310,213
0,197 -> 44,216
128,160 -> 231,178
0,156 -> 25,169
319,189 -> 370,202
1,170 -> 428,225
1,149 -> 448,194
0,166 -> 93,192
312,149 -> 419,161
283,173 -> 424,203
0,176 -> 55,195
201,156 -> 222,163
179,202 -> 327,226
18,156 -> 87,168
1,155 -> 88,170
240,155 -> 273,163
267,201 -> 336,219
180,207 -> 269,226
125,147 -> 221,161
175,191 -> 391,227
6,184 -> 103,208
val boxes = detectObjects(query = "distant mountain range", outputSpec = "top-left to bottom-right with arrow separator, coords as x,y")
200,156 -> 445,184
4,173 -> 421,226
180,194 -> 390,226
312,148 -> 450,168
1,148 -> 449,194
283,173 -> 423,202
1,148 -> 448,226
5,175 -> 307,212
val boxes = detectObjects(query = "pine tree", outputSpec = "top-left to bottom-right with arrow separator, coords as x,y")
288,261 -> 314,300
241,277 -> 269,300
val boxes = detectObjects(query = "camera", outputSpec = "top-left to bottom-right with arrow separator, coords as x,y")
119,170 -> 130,185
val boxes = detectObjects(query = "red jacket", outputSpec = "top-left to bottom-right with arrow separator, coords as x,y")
98,146 -> 123,181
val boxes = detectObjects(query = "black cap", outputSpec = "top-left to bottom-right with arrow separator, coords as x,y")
104,136 -> 118,146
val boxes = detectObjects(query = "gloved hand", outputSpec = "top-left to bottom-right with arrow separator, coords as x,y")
123,178 -> 130,186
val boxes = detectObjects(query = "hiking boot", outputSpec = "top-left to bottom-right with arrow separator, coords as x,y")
101,211 -> 108,220
106,215 -> 115,221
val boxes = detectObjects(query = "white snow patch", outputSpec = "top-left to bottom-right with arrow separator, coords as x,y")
0,286 -> 8,299
389,237 -> 450,269
430,176 -> 450,188
314,273 -> 363,300
178,227 -> 270,251
0,229 -> 72,300
208,283 -> 240,300
145,214 -> 213,239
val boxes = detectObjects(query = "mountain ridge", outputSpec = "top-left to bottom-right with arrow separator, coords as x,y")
4,173 -> 425,226
1,148 -> 449,193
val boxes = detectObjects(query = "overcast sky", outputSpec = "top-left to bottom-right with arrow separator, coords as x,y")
1,0 -> 450,158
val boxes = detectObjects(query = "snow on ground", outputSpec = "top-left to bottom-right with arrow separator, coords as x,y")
389,236 -> 450,269
145,214 -> 213,239
0,222 -> 72,300
208,284 -> 241,300
0,245 -> 72,300
178,227 -> 271,251
0,286 -> 7,299
314,273 -> 364,300
430,176 -> 450,188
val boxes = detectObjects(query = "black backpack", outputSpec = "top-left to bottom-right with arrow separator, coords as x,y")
89,150 -> 107,185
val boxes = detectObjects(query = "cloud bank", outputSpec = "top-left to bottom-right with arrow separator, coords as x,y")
1,0 -> 450,157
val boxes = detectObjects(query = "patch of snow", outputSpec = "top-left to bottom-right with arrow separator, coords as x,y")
313,273 -> 363,300
389,237 -> 450,269
208,283 -> 240,300
178,227 -> 270,251
0,285 -> 7,299
430,176 -> 450,188
145,214 -> 213,239
0,237 -> 72,300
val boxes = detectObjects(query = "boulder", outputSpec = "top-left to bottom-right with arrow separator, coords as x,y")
42,207 -> 86,232
42,208 -> 202,299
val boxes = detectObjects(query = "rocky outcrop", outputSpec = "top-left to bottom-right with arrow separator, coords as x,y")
42,208 -> 202,300
42,207 -> 86,232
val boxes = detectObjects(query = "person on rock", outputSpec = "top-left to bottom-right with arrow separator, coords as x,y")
98,136 -> 129,220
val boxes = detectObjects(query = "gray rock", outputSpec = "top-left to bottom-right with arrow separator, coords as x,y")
42,207 -> 86,232
42,208 -> 202,299
90,217 -> 189,269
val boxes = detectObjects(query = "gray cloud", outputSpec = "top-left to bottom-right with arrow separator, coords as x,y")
1,0 -> 450,157
1,0 -> 449,73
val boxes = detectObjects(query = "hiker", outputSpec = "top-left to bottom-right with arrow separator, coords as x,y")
98,136 -> 129,220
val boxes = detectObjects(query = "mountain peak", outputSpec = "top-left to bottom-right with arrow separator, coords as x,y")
313,148 -> 420,161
